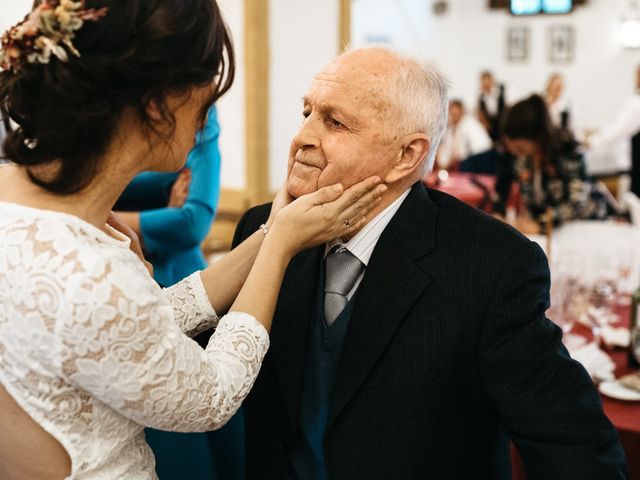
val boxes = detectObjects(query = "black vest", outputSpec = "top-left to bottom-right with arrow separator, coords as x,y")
288,264 -> 358,480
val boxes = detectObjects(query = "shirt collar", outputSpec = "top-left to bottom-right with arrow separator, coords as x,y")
325,188 -> 411,266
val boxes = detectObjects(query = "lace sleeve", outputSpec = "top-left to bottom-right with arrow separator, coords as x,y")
163,271 -> 219,337
59,268 -> 270,432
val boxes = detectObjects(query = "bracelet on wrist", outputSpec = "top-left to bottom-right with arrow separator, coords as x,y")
258,223 -> 269,235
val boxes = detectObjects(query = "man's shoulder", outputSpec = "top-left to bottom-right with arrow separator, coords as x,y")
425,188 -> 536,252
242,203 -> 272,223
419,188 -> 547,283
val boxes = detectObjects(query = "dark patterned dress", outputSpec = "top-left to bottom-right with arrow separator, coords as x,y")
494,144 -> 612,232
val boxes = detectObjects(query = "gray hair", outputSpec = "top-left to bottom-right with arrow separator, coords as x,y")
389,55 -> 450,172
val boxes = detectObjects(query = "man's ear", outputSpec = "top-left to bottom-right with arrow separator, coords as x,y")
383,134 -> 430,183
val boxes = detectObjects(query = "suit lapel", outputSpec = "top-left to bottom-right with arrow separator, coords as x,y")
270,245 -> 323,427
327,183 -> 437,429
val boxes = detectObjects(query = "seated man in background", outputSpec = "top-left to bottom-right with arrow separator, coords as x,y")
234,47 -> 627,479
436,99 -> 492,170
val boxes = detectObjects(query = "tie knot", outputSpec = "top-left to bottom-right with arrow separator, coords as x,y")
325,248 -> 364,296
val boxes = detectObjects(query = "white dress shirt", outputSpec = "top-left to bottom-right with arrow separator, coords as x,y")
437,115 -> 493,168
479,88 -> 501,117
586,93 -> 640,173
325,188 -> 411,300
589,93 -> 640,149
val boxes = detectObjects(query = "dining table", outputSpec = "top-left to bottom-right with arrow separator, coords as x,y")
423,171 -> 497,212
511,310 -> 640,479
517,220 -> 640,477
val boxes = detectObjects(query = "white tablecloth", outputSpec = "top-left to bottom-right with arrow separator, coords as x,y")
529,220 -> 640,288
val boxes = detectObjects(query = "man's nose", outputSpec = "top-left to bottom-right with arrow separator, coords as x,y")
293,114 -> 321,150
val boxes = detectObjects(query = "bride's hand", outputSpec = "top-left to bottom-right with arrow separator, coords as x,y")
266,176 -> 386,257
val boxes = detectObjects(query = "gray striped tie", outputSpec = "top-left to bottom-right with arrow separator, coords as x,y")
324,248 -> 364,326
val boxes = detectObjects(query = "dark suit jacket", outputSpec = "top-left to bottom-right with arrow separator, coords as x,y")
233,182 -> 627,480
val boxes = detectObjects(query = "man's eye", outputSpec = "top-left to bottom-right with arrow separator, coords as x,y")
302,110 -> 311,119
330,118 -> 344,128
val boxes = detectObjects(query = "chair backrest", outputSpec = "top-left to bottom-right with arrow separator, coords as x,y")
459,150 -> 499,175
623,191 -> 640,226
593,181 -> 624,215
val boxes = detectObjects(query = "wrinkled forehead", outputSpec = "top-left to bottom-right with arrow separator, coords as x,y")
308,57 -> 397,118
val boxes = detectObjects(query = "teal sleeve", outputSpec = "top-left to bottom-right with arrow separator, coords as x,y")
139,106 -> 221,254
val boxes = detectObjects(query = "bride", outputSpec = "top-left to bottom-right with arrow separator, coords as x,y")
0,1 -> 384,479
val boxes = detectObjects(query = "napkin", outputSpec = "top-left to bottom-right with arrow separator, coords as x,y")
567,341 -> 616,382
601,326 -> 630,348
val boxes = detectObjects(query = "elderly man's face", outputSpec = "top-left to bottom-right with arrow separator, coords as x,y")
287,54 -> 401,198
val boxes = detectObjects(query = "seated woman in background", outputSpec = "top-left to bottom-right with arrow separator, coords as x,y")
494,94 -> 612,234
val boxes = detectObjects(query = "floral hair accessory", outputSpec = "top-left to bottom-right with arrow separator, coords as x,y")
0,0 -> 108,73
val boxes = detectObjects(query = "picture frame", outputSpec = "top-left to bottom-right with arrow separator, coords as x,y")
548,25 -> 575,63
506,26 -> 529,62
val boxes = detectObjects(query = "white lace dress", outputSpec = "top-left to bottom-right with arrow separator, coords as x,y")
0,202 -> 270,479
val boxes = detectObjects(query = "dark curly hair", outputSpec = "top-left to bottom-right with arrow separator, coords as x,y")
0,0 -> 235,194
501,94 -> 577,161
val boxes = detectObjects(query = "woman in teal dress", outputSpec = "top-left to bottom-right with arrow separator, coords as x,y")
115,105 -> 244,480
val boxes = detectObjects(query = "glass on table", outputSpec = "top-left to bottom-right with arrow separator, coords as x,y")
585,278 -> 619,347
613,245 -> 637,305
548,273 -> 576,335
548,247 -> 582,345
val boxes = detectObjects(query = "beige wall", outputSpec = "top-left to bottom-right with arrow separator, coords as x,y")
0,1 -> 32,33
268,0 -> 341,192
217,0 -> 247,191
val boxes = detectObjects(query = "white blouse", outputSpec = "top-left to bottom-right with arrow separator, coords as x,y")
0,202 -> 270,479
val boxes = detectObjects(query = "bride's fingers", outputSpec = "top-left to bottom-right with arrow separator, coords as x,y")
342,215 -> 369,236
328,176 -> 382,210
338,183 -> 386,223
299,183 -> 345,207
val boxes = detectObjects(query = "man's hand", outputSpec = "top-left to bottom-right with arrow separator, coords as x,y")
168,168 -> 191,208
107,212 -> 154,277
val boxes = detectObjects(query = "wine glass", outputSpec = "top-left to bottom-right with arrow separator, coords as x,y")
586,278 -> 617,347
548,247 -> 584,345
613,245 -> 636,306
548,272 -> 576,336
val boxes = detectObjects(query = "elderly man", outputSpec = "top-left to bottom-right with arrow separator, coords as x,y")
233,48 -> 627,479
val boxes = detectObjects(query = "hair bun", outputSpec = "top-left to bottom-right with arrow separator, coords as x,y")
0,0 -> 235,194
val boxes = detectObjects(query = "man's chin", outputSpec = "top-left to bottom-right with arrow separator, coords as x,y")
286,179 -> 317,199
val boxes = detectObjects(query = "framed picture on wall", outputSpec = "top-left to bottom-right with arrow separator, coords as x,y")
548,25 -> 575,63
506,26 -> 529,62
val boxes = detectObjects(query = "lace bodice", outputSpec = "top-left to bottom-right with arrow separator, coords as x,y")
0,202 -> 270,479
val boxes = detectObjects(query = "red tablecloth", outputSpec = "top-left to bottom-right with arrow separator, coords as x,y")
423,172 -> 496,211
